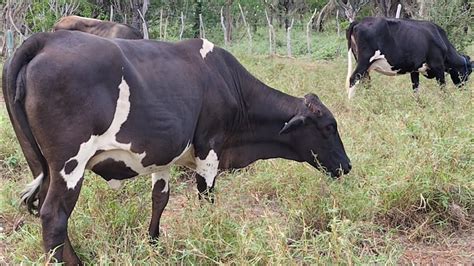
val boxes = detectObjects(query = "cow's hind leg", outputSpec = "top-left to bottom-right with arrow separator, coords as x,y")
40,170 -> 83,264
149,170 -> 171,240
348,62 -> 370,99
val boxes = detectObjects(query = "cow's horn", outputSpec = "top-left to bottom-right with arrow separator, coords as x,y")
279,115 -> 305,135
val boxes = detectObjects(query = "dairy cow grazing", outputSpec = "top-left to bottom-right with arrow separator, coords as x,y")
53,15 -> 143,39
3,31 -> 351,263
346,17 -> 473,98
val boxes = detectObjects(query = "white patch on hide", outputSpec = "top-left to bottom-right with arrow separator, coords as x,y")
152,170 -> 171,193
195,150 -> 219,187
60,76 -> 141,189
369,50 -> 385,62
108,179 -> 123,190
200,39 -> 214,59
368,50 -> 399,76
71,15 -> 100,22
89,144 -> 193,186
417,63 -> 429,74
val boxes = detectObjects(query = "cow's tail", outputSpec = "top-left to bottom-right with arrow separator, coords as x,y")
3,33 -> 49,213
345,21 -> 358,92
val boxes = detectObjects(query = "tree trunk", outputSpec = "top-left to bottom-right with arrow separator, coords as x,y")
193,0 -> 202,38
130,0 -> 142,31
265,9 -> 275,55
179,12 -> 185,40
220,7 -> 228,46
239,3 -> 252,49
224,0 -> 233,44
306,8 -> 318,54
316,0 -> 335,32
286,18 -> 294,57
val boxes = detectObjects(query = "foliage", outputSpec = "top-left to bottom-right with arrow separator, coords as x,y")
25,0 -> 100,32
428,0 -> 473,52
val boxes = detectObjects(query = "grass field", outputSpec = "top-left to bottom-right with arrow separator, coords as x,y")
0,42 -> 473,264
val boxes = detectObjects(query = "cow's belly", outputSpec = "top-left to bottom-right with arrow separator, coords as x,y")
86,146 -> 197,182
369,59 -> 399,76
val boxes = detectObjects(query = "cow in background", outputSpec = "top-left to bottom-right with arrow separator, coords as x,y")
345,17 -> 472,98
53,15 -> 143,39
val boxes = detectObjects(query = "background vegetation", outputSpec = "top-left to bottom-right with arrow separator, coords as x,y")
0,0 -> 473,264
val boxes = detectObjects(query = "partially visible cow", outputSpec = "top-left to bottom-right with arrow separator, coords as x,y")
53,15 -> 143,39
345,17 -> 473,98
3,16 -> 143,213
3,31 -> 351,264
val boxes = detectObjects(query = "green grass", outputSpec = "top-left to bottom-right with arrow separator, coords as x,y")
0,39 -> 473,264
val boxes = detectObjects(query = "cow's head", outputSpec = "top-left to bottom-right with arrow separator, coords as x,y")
279,93 -> 351,177
449,55 -> 472,85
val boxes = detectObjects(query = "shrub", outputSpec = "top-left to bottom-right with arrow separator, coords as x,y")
429,0 -> 472,52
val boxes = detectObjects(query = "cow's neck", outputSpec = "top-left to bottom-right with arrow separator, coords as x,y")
445,45 -> 465,68
220,78 -> 304,168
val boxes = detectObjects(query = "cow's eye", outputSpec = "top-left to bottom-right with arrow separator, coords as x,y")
325,124 -> 335,133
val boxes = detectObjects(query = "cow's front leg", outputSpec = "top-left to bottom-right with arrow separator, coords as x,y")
435,72 -> 446,87
410,72 -> 420,92
149,169 -> 170,240
194,149 -> 219,203
196,174 -> 216,203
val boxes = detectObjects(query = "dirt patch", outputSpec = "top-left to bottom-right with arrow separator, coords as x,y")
398,229 -> 474,264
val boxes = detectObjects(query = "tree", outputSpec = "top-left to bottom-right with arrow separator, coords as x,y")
335,0 -> 370,22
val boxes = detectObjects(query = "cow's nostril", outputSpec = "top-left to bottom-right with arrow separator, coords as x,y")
348,163 -> 352,170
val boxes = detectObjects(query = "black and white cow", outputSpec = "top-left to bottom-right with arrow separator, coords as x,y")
3,31 -> 351,264
53,15 -> 143,39
346,17 -> 473,98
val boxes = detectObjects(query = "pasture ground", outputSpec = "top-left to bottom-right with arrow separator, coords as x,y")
0,47 -> 473,264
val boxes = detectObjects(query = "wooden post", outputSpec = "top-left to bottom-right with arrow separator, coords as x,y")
199,13 -> 205,39
238,3 -> 252,49
141,0 -> 149,39
286,18 -> 294,57
220,7 -> 228,46
164,16 -> 168,40
6,30 -> 14,58
336,9 -> 341,37
159,8 -> 163,39
395,4 -> 402,18
137,9 -> 149,39
110,5 -> 113,21
264,9 -> 275,55
179,12 -> 185,40
306,8 -> 318,55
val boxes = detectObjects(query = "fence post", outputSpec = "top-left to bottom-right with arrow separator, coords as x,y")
306,8 -> 318,55
179,12 -> 185,40
395,4 -> 402,18
7,30 -> 14,58
220,7 -> 228,46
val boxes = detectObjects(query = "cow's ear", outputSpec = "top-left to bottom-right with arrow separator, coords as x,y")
304,94 -> 323,117
279,115 -> 305,135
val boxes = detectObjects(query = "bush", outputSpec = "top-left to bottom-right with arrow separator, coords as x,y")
429,0 -> 472,52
